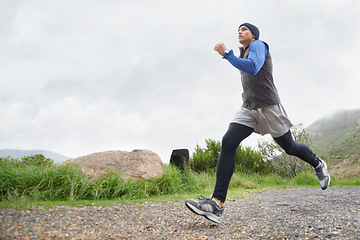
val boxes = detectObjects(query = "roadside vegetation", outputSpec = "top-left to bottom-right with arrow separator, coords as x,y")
1,125 -> 360,209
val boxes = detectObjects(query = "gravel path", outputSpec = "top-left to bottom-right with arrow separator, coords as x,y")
1,187 -> 360,239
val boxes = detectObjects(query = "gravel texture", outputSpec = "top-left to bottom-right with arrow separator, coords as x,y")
1,187 -> 360,239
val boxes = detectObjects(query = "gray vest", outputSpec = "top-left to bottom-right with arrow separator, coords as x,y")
240,41 -> 280,109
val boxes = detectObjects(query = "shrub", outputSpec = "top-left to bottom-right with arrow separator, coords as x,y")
235,146 -> 273,174
0,154 -> 54,168
191,139 -> 220,173
190,139 -> 271,174
257,124 -> 315,178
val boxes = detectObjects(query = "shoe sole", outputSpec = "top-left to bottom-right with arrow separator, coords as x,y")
185,201 -> 221,224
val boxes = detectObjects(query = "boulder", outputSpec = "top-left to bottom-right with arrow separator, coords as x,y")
63,149 -> 164,179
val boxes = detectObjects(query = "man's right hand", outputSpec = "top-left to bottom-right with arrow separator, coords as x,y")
214,43 -> 227,56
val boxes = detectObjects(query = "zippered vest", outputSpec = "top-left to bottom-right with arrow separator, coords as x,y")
240,41 -> 281,109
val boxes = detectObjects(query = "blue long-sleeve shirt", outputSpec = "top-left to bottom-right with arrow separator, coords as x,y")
224,40 -> 268,76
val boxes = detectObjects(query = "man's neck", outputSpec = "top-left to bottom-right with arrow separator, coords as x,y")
241,39 -> 255,49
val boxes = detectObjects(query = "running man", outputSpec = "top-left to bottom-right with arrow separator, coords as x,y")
185,23 -> 330,224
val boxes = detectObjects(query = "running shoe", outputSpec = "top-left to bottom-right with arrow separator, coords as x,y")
314,159 -> 331,190
185,196 -> 224,223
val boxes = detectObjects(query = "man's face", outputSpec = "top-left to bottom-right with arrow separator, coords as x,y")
238,26 -> 254,46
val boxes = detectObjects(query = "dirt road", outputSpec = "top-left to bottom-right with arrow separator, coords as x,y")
1,187 -> 359,239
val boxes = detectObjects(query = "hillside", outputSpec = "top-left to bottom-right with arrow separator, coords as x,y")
306,108 -> 360,178
0,149 -> 70,163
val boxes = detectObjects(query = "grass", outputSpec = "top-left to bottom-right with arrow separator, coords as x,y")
0,160 -> 200,207
1,158 -> 360,210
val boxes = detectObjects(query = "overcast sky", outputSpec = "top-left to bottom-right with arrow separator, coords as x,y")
1,0 -> 359,162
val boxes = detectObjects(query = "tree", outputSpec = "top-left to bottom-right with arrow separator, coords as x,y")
257,124 -> 316,178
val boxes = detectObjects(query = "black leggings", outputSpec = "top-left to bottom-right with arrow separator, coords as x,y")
212,123 -> 319,203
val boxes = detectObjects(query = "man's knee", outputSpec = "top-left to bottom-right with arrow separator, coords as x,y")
283,147 -> 296,156
221,134 -> 238,151
281,142 -> 298,156
221,134 -> 232,148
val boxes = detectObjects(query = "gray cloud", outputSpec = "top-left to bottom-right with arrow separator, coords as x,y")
1,0 -> 359,162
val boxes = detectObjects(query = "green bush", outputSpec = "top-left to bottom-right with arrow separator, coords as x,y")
191,139 -> 221,173
235,146 -> 273,174
190,139 -> 271,174
0,154 -> 54,168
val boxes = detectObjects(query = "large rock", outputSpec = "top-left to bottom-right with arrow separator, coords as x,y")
63,149 -> 164,179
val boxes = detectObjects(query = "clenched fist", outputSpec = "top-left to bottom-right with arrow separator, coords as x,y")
214,43 -> 227,56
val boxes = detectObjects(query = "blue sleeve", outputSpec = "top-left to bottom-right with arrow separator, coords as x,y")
224,40 -> 268,76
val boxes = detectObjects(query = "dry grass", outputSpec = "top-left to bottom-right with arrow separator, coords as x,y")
329,155 -> 360,179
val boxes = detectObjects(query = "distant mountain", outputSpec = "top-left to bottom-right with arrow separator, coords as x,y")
0,149 -> 70,163
306,108 -> 360,178
307,108 -> 360,157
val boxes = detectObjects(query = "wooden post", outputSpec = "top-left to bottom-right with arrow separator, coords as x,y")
170,149 -> 190,171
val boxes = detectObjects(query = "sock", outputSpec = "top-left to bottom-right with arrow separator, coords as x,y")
211,197 -> 222,208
